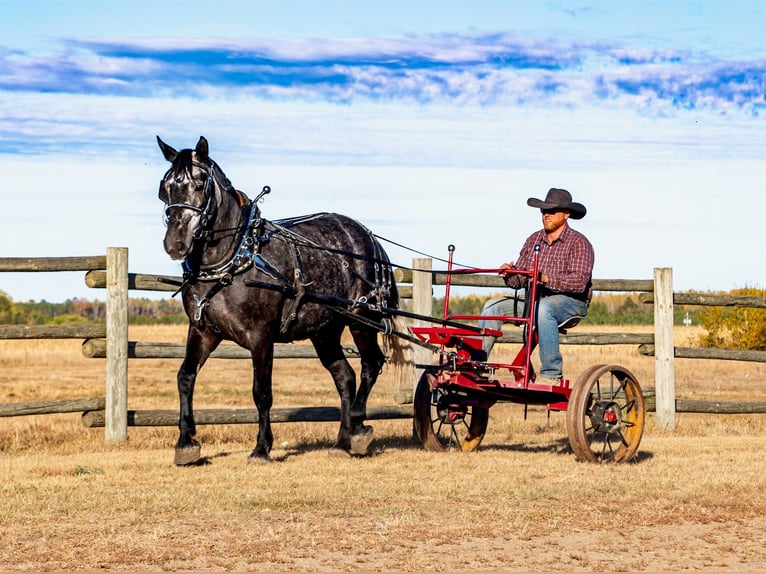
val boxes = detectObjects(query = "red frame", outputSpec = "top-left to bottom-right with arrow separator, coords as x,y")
411,246 -> 571,411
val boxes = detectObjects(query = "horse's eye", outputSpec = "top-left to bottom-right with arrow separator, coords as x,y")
175,173 -> 185,183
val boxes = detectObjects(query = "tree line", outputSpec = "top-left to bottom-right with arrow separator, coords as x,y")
0,293 -> 187,325
0,290 -> 669,326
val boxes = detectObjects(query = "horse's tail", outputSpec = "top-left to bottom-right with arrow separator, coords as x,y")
365,229 -> 420,403
380,272 -> 417,404
383,314 -> 411,364
383,320 -> 415,406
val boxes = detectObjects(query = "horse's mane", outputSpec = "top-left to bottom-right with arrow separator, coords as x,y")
208,159 -> 235,194
174,148 -> 194,173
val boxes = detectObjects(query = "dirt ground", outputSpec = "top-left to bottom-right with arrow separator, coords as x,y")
3,418 -> 766,573
2,326 -> 766,572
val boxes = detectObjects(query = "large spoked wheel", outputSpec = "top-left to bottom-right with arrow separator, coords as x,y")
413,369 -> 489,452
566,364 -> 645,463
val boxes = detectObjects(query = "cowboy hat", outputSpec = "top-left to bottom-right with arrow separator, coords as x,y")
527,188 -> 586,219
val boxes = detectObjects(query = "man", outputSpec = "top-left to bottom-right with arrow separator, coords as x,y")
478,188 -> 594,384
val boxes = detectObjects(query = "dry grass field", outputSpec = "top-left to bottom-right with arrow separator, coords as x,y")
2,324 -> 766,572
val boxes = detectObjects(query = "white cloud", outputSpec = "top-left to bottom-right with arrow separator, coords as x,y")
1,25 -> 765,301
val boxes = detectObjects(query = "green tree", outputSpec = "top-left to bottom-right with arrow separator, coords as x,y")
0,290 -> 23,324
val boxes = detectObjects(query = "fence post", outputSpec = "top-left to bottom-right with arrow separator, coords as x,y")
411,258 -> 433,369
393,258 -> 433,405
105,247 -> 129,442
653,267 -> 676,428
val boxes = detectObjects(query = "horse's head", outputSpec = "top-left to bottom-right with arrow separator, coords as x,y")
157,135 -> 220,260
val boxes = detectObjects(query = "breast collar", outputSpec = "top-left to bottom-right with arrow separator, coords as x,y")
182,200 -> 273,282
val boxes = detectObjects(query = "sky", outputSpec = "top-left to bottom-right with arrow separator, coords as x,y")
1,0 -> 765,302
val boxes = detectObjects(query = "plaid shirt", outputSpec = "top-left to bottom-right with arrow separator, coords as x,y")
512,224 -> 594,302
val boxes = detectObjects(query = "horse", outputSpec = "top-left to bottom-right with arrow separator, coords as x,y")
157,135 -> 405,465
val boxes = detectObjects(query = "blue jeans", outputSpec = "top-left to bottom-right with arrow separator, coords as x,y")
478,293 -> 588,379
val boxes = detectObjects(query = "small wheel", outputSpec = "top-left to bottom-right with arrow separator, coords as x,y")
413,369 -> 489,452
566,364 -> 645,463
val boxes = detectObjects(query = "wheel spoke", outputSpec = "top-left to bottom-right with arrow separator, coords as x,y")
622,398 -> 637,414
610,377 -> 628,401
448,426 -> 460,448
600,436 -> 611,460
615,429 -> 630,447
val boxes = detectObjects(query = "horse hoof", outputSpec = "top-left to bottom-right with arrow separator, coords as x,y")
328,447 -> 352,459
350,425 -> 374,456
174,444 -> 202,466
247,453 -> 272,465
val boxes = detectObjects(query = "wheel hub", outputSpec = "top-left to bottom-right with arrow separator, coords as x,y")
589,401 -> 622,434
435,393 -> 467,425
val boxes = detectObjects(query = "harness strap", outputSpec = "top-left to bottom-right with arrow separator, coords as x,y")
278,233 -> 310,335
191,273 -> 233,333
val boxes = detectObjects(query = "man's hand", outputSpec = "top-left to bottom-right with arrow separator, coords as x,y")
499,262 -> 526,289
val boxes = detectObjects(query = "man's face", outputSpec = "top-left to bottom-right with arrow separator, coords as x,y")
541,208 -> 570,233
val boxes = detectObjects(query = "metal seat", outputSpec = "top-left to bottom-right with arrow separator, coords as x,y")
558,315 -> 585,334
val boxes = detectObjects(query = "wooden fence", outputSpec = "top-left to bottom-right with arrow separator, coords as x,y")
2,249 -> 766,442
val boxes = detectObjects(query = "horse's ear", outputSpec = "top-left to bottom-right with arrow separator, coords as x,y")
195,136 -> 209,162
157,136 -> 177,162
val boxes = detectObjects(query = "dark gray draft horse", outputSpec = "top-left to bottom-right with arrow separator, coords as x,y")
157,135 -> 404,465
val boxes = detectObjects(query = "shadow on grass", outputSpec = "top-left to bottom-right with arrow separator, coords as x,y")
181,430 -> 654,465
179,430 -> 422,465
481,437 -> 654,463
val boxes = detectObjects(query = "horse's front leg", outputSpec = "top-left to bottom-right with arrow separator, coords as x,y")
248,336 -> 275,464
174,325 -> 221,466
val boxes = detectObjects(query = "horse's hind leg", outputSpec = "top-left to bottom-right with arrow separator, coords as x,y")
348,324 -> 386,455
175,325 -> 221,466
248,338 -> 276,464
311,330 -> 358,457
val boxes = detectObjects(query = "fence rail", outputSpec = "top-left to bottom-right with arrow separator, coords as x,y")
640,292 -> 766,308
81,404 -> 413,427
81,339 -> 359,359
392,267 -> 656,292
2,250 -> 766,441
0,397 -> 105,417
0,324 -> 106,339
0,256 -> 106,272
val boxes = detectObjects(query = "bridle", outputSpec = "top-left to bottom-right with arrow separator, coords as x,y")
161,159 -> 218,241
160,155 -> 272,284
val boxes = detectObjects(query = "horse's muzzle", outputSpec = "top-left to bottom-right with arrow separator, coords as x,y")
164,234 -> 192,261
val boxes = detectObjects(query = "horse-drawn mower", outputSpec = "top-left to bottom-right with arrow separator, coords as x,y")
408,245 -> 645,463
